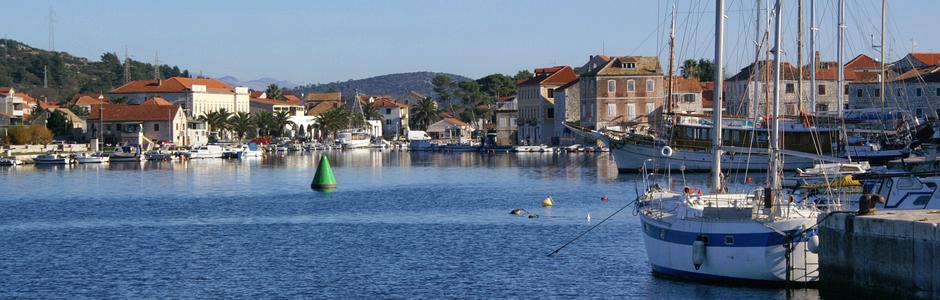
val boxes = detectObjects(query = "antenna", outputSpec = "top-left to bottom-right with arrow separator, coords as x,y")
43,66 -> 48,88
123,47 -> 130,83
48,8 -> 55,51
153,51 -> 160,80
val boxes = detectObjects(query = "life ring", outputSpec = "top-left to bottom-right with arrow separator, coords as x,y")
660,146 -> 674,157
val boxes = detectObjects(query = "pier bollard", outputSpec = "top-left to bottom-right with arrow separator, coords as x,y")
311,154 -> 337,192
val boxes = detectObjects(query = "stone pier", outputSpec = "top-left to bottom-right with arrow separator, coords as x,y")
818,210 -> 940,298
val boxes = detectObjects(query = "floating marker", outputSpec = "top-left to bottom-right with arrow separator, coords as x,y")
542,196 -> 554,207
311,154 -> 337,191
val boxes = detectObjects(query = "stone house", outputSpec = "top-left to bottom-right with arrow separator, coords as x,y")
517,66 -> 577,145
578,56 -> 664,131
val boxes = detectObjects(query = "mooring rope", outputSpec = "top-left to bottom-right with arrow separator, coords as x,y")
546,196 -> 640,257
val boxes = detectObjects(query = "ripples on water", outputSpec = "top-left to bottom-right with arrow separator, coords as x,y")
0,151 -> 819,299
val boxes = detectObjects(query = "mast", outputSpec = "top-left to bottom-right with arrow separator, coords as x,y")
752,0 -> 762,118
710,0 -> 725,192
797,0 -> 804,115
770,0 -> 784,190
880,0 -> 886,116
809,0 -> 817,113
837,0 -> 845,120
667,1 -> 677,114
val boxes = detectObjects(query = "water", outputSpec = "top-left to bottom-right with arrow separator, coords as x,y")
0,151 -> 819,299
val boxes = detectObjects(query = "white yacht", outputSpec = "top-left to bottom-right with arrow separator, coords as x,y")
337,129 -> 372,149
188,145 -> 224,159
72,152 -> 109,164
34,153 -> 71,164
0,157 -> 21,166
235,143 -> 264,158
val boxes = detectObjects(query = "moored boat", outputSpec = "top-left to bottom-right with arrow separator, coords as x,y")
72,152 -> 110,164
34,153 -> 71,164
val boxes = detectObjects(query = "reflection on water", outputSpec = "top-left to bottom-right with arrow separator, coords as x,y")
0,150 -> 817,299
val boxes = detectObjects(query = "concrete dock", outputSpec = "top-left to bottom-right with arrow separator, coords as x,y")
818,210 -> 940,298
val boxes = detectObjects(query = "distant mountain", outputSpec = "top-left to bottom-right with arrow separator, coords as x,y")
217,76 -> 299,91
293,71 -> 471,99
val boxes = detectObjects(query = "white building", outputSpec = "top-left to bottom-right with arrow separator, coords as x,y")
0,87 -> 26,125
110,77 -> 250,118
372,97 -> 409,140
553,78 -> 581,146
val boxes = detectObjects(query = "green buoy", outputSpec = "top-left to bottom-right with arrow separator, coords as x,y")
311,154 -> 337,191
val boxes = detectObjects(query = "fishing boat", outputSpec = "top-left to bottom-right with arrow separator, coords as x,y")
337,129 -> 372,149
72,152 -> 110,164
34,152 -> 72,164
638,0 -> 819,284
188,145 -> 224,159
108,145 -> 143,162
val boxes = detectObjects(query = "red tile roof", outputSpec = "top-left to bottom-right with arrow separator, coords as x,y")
372,97 -> 408,109
283,94 -> 301,103
497,95 -> 516,102
519,66 -> 579,86
142,96 -> 174,106
111,77 -> 235,94
845,54 -> 880,70
249,91 -> 264,98
307,91 -> 342,102
0,87 -> 11,96
443,117 -> 470,128
667,76 -> 704,93
88,104 -> 180,122
251,97 -> 301,106
910,53 -> 940,66
72,94 -> 109,106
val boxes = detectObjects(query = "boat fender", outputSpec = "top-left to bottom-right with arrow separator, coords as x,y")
807,235 -> 820,254
660,146 -> 674,158
528,214 -> 539,219
692,235 -> 707,270
600,195 -> 609,201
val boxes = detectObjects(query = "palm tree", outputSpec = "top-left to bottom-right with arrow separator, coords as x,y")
410,96 -> 440,130
227,111 -> 254,141
265,84 -> 284,100
198,109 -> 233,140
253,111 -> 275,137
316,108 -> 350,140
361,101 -> 383,122
272,110 -> 295,137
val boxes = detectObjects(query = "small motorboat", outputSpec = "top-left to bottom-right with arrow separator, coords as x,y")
146,150 -> 174,161
0,157 -> 21,166
34,153 -> 71,164
188,145 -> 224,159
108,145 -> 143,162
72,153 -> 110,164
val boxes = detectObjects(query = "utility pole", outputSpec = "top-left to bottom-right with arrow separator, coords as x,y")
153,51 -> 160,80
43,66 -> 48,88
123,47 -> 131,83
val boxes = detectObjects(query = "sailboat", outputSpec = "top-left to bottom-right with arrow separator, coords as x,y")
638,0 -> 820,283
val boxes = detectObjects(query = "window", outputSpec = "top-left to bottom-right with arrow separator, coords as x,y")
917,88 -> 923,97
873,88 -> 881,97
607,80 -> 616,93
386,119 -> 391,125
547,108 -> 554,118
646,79 -> 655,92
816,104 -> 829,112
627,80 -> 636,92
646,103 -> 655,114
386,108 -> 391,114
627,104 -> 636,120
621,62 -> 636,69
607,103 -> 617,117
547,88 -> 555,98
785,83 -> 795,93
818,84 -> 826,95
683,94 -> 695,103
857,89 -> 864,97
154,124 -> 159,131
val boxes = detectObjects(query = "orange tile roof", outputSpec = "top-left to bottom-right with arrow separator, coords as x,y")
910,53 -> 940,66
249,91 -> 264,98
88,104 -> 180,122
667,76 -> 703,93
283,94 -> 301,103
142,96 -> 174,106
72,94 -> 109,106
372,97 -> 408,109
846,54 -> 880,70
111,77 -> 235,94
251,97 -> 301,106
443,117 -> 470,128
307,91 -> 342,102
0,87 -> 11,96
306,102 -> 339,117
519,66 -> 578,86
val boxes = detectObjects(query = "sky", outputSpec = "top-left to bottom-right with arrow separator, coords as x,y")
3,0 -> 939,85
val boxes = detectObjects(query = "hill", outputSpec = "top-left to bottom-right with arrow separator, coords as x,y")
0,39 -> 191,102
217,76 -> 299,91
292,72 -> 471,99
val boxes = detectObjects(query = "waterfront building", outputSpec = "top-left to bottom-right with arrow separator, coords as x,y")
109,77 -> 250,118
0,87 -> 26,125
428,117 -> 472,143
372,97 -> 410,140
517,66 -> 577,145
667,76 -> 706,115
490,95 -> 517,146
891,52 -> 940,74
69,94 -> 109,112
86,100 -> 190,147
305,91 -> 344,117
578,55 -> 664,131
552,78 -> 581,146
849,64 -> 940,121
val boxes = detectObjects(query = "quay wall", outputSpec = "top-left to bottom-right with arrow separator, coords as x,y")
819,211 -> 940,298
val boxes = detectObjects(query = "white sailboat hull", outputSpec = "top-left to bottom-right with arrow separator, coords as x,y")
611,142 -> 817,172
640,213 -> 818,283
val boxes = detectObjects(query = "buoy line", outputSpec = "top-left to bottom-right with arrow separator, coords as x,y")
546,196 -> 640,257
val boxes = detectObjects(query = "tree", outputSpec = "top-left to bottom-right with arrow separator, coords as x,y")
253,111 -> 275,137
198,109 -> 232,139
431,75 -> 455,107
265,84 -> 284,100
410,96 -> 440,130
46,110 -> 73,138
315,108 -> 351,140
30,124 -> 53,145
681,59 -> 714,82
227,111 -> 254,141
361,100 -> 383,122
476,73 -> 517,98
272,110 -> 295,137
513,70 -> 533,82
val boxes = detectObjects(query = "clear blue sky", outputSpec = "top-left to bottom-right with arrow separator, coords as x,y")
3,0 -> 938,84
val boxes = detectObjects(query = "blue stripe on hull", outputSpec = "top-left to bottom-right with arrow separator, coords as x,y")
642,220 -> 815,247
650,265 -> 787,286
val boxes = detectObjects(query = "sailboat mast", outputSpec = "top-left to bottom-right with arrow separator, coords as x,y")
797,0 -> 804,114
770,0 -> 784,190
711,0 -> 726,192
667,1 -> 677,114
752,0 -> 762,118
809,0 -> 817,113
837,0 -> 845,119
880,0 -> 886,116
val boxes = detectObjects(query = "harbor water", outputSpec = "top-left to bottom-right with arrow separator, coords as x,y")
0,151 -> 820,299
